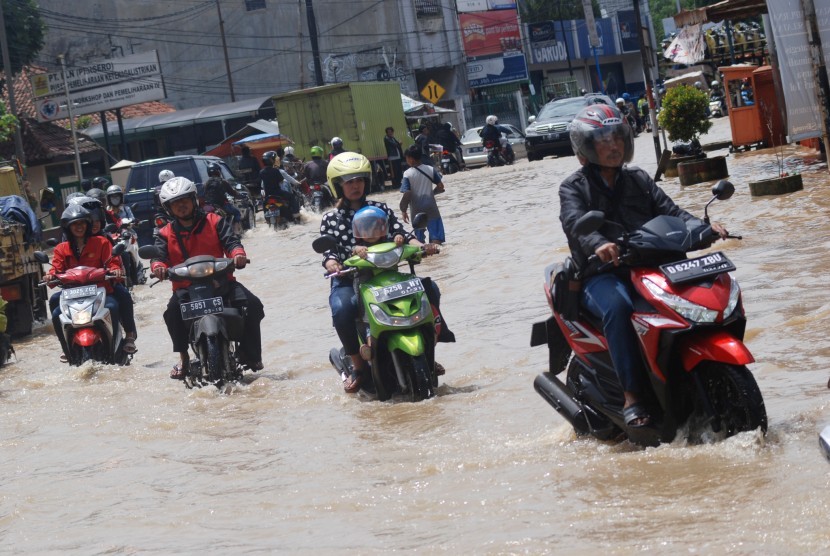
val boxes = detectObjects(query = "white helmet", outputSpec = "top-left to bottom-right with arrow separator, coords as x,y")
485,115 -> 498,125
616,98 -> 626,106
284,146 -> 295,156
158,169 -> 174,183
159,176 -> 197,213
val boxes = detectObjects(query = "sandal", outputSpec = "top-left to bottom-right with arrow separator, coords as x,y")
60,353 -> 68,363
434,362 -> 446,376
123,337 -> 137,354
343,371 -> 363,393
623,402 -> 652,428
170,363 -> 188,380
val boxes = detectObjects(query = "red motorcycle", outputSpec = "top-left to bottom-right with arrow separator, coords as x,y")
531,180 -> 766,446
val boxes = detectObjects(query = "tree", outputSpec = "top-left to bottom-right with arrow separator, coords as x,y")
0,0 -> 46,75
657,85 -> 712,143
0,100 -> 17,142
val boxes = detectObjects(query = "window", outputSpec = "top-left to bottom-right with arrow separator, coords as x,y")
245,0 -> 266,11
415,0 -> 440,18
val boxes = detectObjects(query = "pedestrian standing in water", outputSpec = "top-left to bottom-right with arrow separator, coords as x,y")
400,145 -> 445,245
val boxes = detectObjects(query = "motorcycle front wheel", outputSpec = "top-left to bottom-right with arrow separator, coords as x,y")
391,351 -> 433,402
198,335 -> 233,386
688,362 -> 767,442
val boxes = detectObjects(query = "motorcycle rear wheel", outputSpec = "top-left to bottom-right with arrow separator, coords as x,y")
689,362 -> 767,442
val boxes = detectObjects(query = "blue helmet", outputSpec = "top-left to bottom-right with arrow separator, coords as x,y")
352,205 -> 388,240
622,92 -> 631,102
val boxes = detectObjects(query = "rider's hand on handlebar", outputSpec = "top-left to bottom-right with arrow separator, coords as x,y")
110,268 -> 123,280
234,255 -> 249,269
595,242 -> 620,266
325,260 -> 343,274
711,222 -> 729,239
153,266 -> 168,281
394,234 -> 405,247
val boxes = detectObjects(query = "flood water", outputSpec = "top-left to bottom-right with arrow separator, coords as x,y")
3,118 -> 830,553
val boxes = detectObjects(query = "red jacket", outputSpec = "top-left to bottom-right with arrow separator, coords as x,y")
48,235 -> 120,293
150,211 -> 246,291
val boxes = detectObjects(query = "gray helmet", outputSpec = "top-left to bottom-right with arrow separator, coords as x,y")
106,184 -> 124,207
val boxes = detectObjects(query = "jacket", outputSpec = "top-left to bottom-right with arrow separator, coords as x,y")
48,235 -> 121,293
559,165 -> 697,275
150,211 -> 246,291
260,166 -> 286,200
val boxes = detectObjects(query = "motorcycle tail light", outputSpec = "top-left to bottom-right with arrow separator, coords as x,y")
154,217 -> 166,227
0,284 -> 22,301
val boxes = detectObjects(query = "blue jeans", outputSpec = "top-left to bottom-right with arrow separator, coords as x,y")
581,272 -> 647,394
223,202 -> 242,223
414,216 -> 445,243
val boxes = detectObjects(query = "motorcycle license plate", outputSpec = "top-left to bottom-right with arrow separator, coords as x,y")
370,278 -> 425,303
545,133 -> 559,141
63,285 -> 97,299
468,147 -> 483,153
660,251 -> 736,284
180,297 -> 224,320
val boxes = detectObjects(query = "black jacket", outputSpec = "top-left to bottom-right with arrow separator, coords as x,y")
559,165 -> 697,274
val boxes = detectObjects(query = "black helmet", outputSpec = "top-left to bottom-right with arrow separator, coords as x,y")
73,196 -> 105,224
65,191 -> 87,204
262,151 -> 277,166
569,104 -> 634,167
80,178 -> 92,192
92,177 -> 110,189
207,162 -> 222,177
60,204 -> 92,235
86,188 -> 107,206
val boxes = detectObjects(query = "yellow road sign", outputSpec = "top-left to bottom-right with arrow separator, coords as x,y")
421,80 -> 446,104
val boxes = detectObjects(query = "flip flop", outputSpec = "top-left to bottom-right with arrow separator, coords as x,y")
123,337 -> 137,354
170,364 -> 187,380
623,402 -> 652,428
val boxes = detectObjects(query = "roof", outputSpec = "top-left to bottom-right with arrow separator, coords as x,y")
82,96 -> 275,139
0,117 -> 103,165
673,0 -> 768,26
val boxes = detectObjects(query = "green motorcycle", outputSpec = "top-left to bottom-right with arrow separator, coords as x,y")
313,220 -> 440,402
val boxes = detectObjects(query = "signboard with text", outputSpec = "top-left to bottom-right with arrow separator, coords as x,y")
467,52 -> 528,87
30,51 -> 161,98
574,17 -> 618,58
35,75 -> 165,122
460,10 -> 522,58
527,21 -> 577,65
457,0 -> 516,12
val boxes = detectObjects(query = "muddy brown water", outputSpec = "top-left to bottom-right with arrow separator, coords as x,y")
3,119 -> 830,553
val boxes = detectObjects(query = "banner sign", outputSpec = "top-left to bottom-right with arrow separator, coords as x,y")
574,17 -> 618,58
457,0 -> 516,12
527,21 -> 577,65
467,52 -> 528,87
663,24 -> 705,65
766,0 -> 830,141
459,10 -> 522,58
617,10 -> 640,53
35,75 -> 165,122
30,50 -> 161,99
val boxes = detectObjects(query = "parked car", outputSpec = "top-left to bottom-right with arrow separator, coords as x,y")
524,94 -> 614,161
124,155 -> 238,246
460,124 -> 527,168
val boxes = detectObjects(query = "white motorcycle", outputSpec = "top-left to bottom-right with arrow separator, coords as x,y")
107,218 -> 147,289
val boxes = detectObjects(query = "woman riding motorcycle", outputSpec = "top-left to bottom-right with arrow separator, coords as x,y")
318,152 -> 445,393
106,185 -> 134,221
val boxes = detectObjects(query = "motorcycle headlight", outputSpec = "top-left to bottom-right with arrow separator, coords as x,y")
366,247 -> 404,269
643,277 -> 718,323
723,276 -> 741,318
184,261 -> 215,278
72,309 -> 92,325
368,300 -> 431,327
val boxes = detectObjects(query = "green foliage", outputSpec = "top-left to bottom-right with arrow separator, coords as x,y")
0,100 -> 17,142
75,115 -> 93,129
0,0 -> 46,75
657,85 -> 712,143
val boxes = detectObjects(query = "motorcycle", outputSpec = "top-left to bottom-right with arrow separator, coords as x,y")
138,245 -> 252,388
709,94 -> 726,118
484,139 -> 512,167
441,149 -> 461,175
232,184 -> 256,230
35,244 -> 132,366
263,195 -> 289,229
307,181 -> 335,213
312,213 -> 441,402
107,218 -> 147,289
530,180 -> 767,446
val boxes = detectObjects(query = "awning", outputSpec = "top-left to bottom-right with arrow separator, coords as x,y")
674,0 -> 768,27
82,96 -> 274,140
202,121 -> 288,158
401,93 -> 456,118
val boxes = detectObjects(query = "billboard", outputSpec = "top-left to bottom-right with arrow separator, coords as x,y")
527,21 -> 577,65
35,76 -> 165,122
574,17 -> 618,58
30,50 -> 161,98
617,10 -> 640,53
467,52 -> 528,88
460,10 -> 522,58
457,0 -> 516,12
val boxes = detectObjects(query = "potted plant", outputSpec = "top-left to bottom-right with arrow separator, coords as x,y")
748,100 -> 803,197
658,85 -> 727,185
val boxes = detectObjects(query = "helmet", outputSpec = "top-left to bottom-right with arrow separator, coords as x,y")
580,88 -> 588,95
60,204 -> 92,235
310,145 -> 324,158
622,92 -> 631,101
65,191 -> 87,204
159,176 -> 198,214
485,115 -> 498,125
615,97 -> 626,106
80,178 -> 92,192
694,81 -> 703,89
262,151 -> 277,166
330,137 -> 343,148
106,184 -> 124,207
70,195 -> 105,223
92,177 -> 109,189
284,146 -> 295,156
569,104 -> 634,167
207,162 -> 222,177
327,152 -> 372,199
86,187 -> 107,206
158,169 -> 174,183
711,80 -> 720,89
352,206 -> 388,240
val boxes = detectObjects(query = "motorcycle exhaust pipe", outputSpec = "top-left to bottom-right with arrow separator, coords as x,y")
534,372 -> 590,434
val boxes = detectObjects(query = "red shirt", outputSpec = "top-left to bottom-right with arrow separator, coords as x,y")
48,235 -> 120,293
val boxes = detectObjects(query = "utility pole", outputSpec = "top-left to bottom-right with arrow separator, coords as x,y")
0,0 -> 26,167
306,0 -> 324,86
58,55 -> 83,181
800,0 -> 830,165
632,0 -> 662,163
215,0 -> 236,101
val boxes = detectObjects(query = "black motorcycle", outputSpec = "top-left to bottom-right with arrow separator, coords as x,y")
138,246 -> 252,388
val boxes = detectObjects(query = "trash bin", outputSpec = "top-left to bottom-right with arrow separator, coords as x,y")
719,64 -> 764,150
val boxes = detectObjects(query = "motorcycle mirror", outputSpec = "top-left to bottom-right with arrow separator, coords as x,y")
574,210 -> 606,235
138,245 -> 161,260
111,242 -> 127,257
712,180 -> 735,200
412,212 -> 428,230
528,115 -> 536,124
103,223 -> 117,233
45,238 -> 58,247
33,251 -> 50,264
312,235 -> 338,254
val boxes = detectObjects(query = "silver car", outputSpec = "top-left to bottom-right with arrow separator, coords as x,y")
460,124 -> 528,168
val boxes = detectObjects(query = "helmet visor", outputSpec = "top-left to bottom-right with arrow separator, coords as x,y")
352,214 -> 388,239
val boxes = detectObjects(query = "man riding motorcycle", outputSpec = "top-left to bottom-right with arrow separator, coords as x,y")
559,104 -> 728,428
479,115 -> 514,163
260,150 -> 299,222
150,177 -> 264,379
204,161 -> 243,228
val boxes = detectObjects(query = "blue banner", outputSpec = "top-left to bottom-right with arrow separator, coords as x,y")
617,10 -> 639,53
574,17 -> 618,58
467,52 -> 528,87
527,21 -> 577,65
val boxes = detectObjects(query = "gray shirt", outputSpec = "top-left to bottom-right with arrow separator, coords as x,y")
401,164 -> 442,220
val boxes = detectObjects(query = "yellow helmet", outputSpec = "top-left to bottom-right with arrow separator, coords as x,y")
326,152 -> 372,199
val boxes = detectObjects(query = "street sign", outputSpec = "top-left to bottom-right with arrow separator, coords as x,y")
34,75 -> 165,122
421,80 -> 446,104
